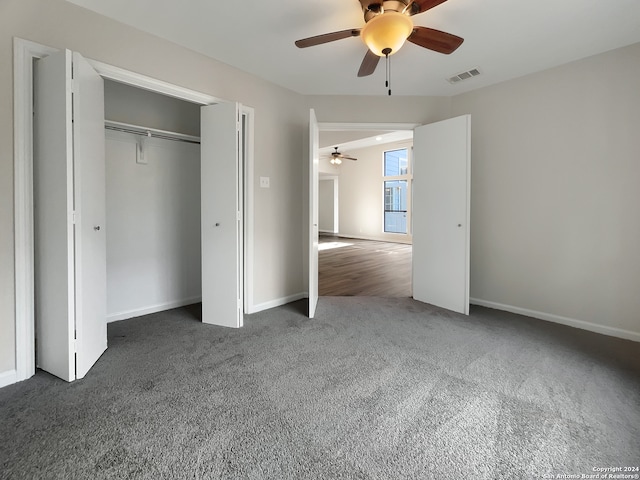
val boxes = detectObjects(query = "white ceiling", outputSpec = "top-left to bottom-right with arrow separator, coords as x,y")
320,130 -> 414,156
66,0 -> 640,97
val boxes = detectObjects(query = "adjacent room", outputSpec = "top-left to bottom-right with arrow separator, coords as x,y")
1,0 -> 639,477
318,130 -> 414,297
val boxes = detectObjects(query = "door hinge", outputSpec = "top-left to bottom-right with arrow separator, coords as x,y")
237,211 -> 241,221
71,211 -> 77,224
71,78 -> 79,94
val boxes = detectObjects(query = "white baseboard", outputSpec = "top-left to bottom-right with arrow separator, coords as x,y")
470,298 -> 640,342
107,296 -> 202,323
0,369 -> 18,389
248,292 -> 306,314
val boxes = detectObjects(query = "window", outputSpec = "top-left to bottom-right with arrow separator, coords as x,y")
384,180 -> 407,233
384,148 -> 408,176
383,148 -> 411,234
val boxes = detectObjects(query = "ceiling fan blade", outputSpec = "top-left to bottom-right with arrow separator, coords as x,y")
357,49 -> 381,77
339,155 -> 358,161
411,0 -> 449,14
295,29 -> 361,48
408,26 -> 464,54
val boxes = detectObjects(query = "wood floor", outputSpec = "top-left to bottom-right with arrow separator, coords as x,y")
319,235 -> 412,297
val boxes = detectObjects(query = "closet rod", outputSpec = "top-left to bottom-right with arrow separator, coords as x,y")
104,120 -> 201,145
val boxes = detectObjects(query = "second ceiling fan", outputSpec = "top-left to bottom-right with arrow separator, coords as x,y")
329,147 -> 357,165
295,0 -> 464,93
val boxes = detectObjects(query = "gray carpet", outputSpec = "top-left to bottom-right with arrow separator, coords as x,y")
1,297 -> 639,479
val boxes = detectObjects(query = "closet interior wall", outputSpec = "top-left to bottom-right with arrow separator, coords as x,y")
104,80 -> 203,322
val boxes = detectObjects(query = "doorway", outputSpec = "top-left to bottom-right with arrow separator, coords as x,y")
317,127 -> 415,297
308,116 -> 471,318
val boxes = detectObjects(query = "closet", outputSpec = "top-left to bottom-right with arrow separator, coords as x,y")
33,49 -> 245,383
103,80 -> 202,322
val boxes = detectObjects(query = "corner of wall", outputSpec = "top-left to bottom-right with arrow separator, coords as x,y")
0,370 -> 18,389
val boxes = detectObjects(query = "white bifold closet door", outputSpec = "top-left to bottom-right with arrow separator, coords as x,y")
412,115 -> 471,315
34,49 -> 107,382
201,102 -> 244,328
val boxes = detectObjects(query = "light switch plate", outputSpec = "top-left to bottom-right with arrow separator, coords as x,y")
260,177 -> 270,188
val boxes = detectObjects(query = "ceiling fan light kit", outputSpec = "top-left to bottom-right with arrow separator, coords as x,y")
295,0 -> 464,95
360,11 -> 413,57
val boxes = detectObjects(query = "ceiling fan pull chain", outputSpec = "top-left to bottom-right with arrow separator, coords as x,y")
388,54 -> 392,96
383,47 -> 392,96
385,52 -> 388,89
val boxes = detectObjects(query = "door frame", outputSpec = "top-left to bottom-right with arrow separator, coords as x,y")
13,37 -> 255,383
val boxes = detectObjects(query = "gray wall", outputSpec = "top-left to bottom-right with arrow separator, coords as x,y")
307,95 -> 452,125
104,80 -> 201,136
451,42 -> 640,337
105,131 -> 201,321
104,81 -> 202,321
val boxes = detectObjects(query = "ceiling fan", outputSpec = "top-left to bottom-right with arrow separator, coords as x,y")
328,147 -> 358,165
295,0 -> 463,93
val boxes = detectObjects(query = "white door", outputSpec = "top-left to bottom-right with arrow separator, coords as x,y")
412,115 -> 471,314
72,52 -> 108,378
201,102 -> 243,328
34,50 -> 75,382
308,109 -> 320,318
34,49 -> 107,382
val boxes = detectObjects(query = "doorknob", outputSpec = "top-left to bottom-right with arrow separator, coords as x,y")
457,224 -> 462,227
215,223 -> 220,227
94,225 -> 101,231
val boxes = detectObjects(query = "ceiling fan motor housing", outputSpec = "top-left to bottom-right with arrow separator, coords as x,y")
360,0 -> 416,22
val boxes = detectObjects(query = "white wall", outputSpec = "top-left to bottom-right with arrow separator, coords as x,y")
320,130 -> 390,148
1,0 -> 307,374
319,179 -> 336,233
452,42 -> 640,339
105,132 -> 201,321
104,80 -> 201,136
103,79 -> 202,321
307,96 -> 452,125
336,140 -> 413,244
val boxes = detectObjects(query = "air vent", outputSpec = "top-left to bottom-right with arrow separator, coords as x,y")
447,67 -> 481,84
